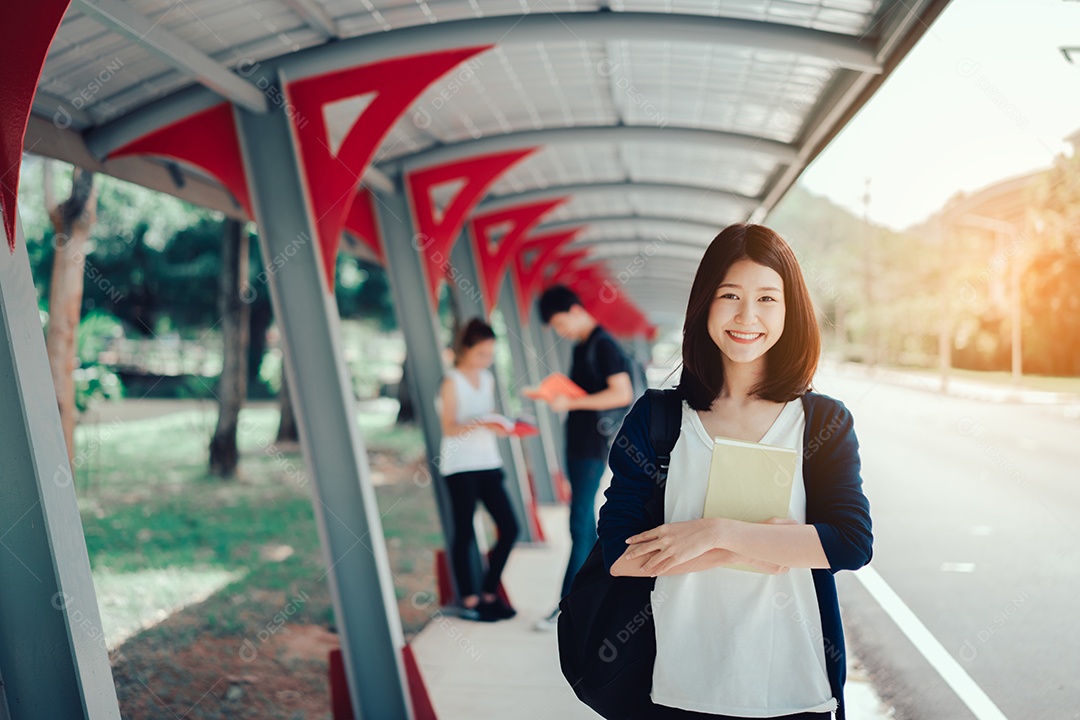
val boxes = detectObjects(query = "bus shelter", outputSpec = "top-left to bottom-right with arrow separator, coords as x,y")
0,1 -> 948,717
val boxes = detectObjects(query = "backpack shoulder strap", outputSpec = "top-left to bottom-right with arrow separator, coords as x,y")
646,388 -> 681,483
642,388 -> 681,523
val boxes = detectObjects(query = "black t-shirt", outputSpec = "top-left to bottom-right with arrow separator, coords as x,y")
566,326 -> 631,459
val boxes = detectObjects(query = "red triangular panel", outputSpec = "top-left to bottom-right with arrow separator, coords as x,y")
286,47 -> 491,290
109,103 -> 252,219
559,263 -> 651,338
510,228 -> 582,325
541,248 -> 591,289
468,198 -> 566,312
406,149 -> 536,311
1,0 -> 71,249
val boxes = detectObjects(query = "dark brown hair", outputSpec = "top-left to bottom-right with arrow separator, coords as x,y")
678,223 -> 820,410
538,285 -> 581,324
453,317 -> 497,364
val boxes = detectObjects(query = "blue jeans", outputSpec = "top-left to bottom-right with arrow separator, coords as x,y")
561,456 -> 608,599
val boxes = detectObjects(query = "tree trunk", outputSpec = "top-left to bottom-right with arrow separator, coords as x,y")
396,352 -> 415,424
44,163 -> 96,467
247,298 -> 273,393
276,360 -> 299,443
209,219 -> 250,478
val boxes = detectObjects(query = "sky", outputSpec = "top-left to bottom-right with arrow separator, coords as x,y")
798,0 -> 1080,231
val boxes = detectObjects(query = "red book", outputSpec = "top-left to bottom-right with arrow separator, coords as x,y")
523,373 -> 586,403
477,414 -> 540,438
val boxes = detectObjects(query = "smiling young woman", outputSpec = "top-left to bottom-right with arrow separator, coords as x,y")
596,223 -> 872,720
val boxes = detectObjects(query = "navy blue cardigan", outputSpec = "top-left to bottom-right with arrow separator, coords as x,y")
597,390 -> 873,720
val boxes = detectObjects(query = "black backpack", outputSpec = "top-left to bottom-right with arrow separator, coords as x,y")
586,334 -> 649,440
557,388 -> 682,720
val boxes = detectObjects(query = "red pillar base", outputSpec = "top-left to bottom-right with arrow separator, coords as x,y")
329,645 -> 439,720
328,648 -> 352,719
403,644 -> 439,720
524,471 -> 547,543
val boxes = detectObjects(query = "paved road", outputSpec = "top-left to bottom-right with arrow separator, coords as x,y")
812,369 -> 1080,720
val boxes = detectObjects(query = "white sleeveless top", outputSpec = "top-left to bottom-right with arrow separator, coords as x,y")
650,399 -> 838,717
437,368 -> 503,476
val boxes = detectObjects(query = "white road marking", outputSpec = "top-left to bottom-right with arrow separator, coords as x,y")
969,526 -> 994,536
941,562 -> 977,572
854,565 -> 1009,720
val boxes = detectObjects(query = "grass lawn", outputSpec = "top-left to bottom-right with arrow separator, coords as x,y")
75,400 -> 438,719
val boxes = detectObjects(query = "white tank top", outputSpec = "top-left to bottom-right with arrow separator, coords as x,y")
437,368 -> 503,476
650,399 -> 838,717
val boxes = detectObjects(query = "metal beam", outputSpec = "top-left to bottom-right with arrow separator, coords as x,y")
234,85 -> 411,718
73,0 -> 268,114
575,241 -> 706,264
282,0 -> 340,37
524,304 -> 569,497
386,126 -> 796,176
494,272 -> 561,507
476,182 -> 758,217
538,215 -> 720,242
0,213 -> 121,719
374,188 -> 489,609
283,12 -> 882,83
525,305 -> 573,489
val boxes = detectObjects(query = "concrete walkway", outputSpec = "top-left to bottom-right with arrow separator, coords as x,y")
411,506 -> 893,719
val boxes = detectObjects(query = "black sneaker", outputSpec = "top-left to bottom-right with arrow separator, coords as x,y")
459,604 -> 500,622
480,598 -> 517,620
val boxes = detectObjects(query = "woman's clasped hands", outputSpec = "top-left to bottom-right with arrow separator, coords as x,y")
624,517 -> 797,576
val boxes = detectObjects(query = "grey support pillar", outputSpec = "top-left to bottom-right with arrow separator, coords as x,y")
374,191 -> 479,588
521,306 -> 565,503
234,100 -> 412,719
633,335 -> 652,369
0,212 -> 121,720
533,304 -> 570,479
448,238 -> 540,542
497,274 -> 559,505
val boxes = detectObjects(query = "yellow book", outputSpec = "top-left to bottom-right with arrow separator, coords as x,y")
702,436 -> 798,572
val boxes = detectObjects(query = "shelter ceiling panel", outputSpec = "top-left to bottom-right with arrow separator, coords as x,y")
542,195 -> 635,223
621,287 -> 690,316
374,43 -> 618,163
564,219 -> 713,246
587,243 -> 707,264
623,143 -> 776,198
332,0 -> 601,36
537,192 -> 741,229
609,0 -> 882,35
37,5 -> 325,128
605,40 -> 839,143
624,191 -> 749,226
160,2 -> 304,52
483,144 -> 626,195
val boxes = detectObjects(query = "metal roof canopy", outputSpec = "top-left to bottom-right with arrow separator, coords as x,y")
29,0 -> 951,309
